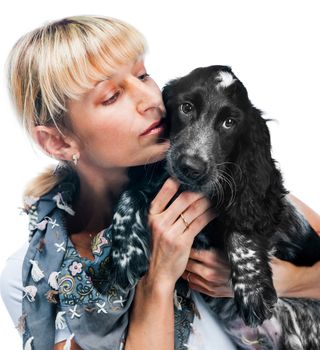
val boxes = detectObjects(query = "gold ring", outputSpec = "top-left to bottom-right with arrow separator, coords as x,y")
180,213 -> 189,229
187,272 -> 191,283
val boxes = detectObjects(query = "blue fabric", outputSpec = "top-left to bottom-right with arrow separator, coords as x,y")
21,168 -> 195,349
22,201 -> 70,348
59,229 -> 113,306
21,171 -> 134,349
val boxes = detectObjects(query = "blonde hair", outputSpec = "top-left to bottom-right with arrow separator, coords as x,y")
7,15 -> 146,198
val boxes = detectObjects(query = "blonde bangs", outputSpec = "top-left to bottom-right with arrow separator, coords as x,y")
46,16 -> 147,99
8,15 -> 147,134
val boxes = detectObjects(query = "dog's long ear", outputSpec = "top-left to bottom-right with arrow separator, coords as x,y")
234,108 -> 281,197
221,70 -> 279,195
162,79 -> 179,134
231,108 -> 287,229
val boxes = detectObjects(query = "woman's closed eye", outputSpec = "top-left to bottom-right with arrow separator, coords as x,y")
101,73 -> 150,106
102,91 -> 121,106
138,73 -> 150,81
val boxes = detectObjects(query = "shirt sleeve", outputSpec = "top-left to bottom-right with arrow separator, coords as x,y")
187,291 -> 236,349
0,242 -> 28,328
0,242 -> 70,344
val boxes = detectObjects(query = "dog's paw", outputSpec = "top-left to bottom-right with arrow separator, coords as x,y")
108,206 -> 151,291
110,243 -> 149,290
234,282 -> 277,327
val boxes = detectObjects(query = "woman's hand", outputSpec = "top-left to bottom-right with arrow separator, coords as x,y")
181,250 -> 320,300
125,178 -> 216,350
271,257 -> 300,297
145,177 -> 216,291
179,195 -> 320,299
181,248 -> 233,297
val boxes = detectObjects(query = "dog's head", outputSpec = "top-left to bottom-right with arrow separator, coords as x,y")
162,65 -> 273,198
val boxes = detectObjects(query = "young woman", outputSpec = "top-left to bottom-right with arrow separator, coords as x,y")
1,15 -> 319,350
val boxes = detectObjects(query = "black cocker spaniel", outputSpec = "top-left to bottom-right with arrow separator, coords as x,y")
108,66 -> 320,350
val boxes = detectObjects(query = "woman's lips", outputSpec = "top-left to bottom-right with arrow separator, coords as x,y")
140,119 -> 164,136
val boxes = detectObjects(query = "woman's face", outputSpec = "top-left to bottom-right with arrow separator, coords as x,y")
67,59 -> 169,171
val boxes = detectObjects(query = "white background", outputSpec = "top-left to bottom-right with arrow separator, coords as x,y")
0,0 -> 319,348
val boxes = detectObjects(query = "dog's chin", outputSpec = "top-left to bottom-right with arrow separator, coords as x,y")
175,176 -> 205,193
166,165 -> 214,196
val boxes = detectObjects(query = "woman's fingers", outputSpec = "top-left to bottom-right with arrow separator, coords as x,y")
181,269 -> 233,297
162,191 -> 205,225
147,178 -> 218,286
189,249 -> 229,269
169,208 -> 216,241
149,178 -> 180,215
149,177 -> 215,234
184,257 -> 230,284
170,199 -> 216,234
180,249 -> 232,297
188,280 -> 234,298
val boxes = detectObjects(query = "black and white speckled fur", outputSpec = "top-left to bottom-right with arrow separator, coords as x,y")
108,66 -> 320,349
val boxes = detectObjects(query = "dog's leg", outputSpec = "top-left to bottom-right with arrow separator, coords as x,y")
108,190 -> 151,290
226,232 -> 277,327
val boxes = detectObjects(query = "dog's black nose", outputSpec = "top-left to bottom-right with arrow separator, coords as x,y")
179,156 -> 207,180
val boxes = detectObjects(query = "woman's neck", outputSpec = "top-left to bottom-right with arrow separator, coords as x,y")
68,166 -> 129,235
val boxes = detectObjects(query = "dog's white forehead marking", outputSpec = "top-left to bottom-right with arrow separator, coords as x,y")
216,71 -> 235,88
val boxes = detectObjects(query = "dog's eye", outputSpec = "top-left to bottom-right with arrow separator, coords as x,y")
222,118 -> 236,129
180,102 -> 194,115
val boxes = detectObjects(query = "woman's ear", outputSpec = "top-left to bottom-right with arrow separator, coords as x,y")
33,125 -> 79,162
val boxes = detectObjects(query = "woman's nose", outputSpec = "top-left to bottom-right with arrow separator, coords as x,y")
130,78 -> 163,115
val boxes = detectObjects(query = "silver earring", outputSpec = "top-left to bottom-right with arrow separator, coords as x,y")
72,154 -> 79,166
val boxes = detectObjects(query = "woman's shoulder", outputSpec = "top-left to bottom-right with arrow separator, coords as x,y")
0,242 -> 28,325
2,242 -> 29,264
1,241 -> 28,285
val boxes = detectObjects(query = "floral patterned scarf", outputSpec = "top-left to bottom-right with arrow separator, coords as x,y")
21,167 -> 194,350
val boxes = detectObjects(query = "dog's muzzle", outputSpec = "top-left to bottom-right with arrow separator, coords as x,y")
176,155 -> 208,181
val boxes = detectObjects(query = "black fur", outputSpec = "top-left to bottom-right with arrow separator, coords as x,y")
108,66 -> 320,349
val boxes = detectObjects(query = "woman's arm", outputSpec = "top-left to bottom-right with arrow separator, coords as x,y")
288,194 -> 320,235
182,194 -> 320,299
125,278 -> 175,350
182,250 -> 320,300
271,194 -> 320,298
125,178 -> 216,350
271,258 -> 320,298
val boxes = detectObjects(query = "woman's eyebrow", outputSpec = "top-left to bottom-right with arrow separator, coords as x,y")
92,60 -> 144,92
93,59 -> 144,87
82,79 -> 112,103
91,79 -> 115,98
94,77 -> 111,87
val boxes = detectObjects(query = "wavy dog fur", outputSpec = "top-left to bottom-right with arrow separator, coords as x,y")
108,66 -> 320,349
